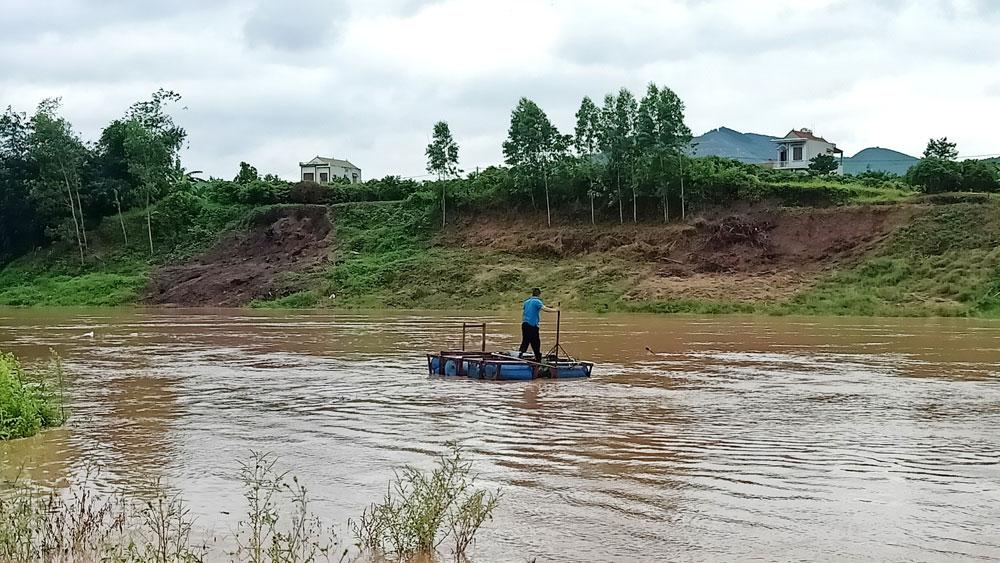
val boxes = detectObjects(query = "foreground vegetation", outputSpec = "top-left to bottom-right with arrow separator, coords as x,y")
0,352 -> 65,440
0,446 -> 499,562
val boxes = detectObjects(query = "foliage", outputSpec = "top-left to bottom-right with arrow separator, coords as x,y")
425,121 -> 460,179
503,97 -> 568,220
235,161 -> 261,184
352,444 -> 501,560
0,451 -> 370,562
808,154 -> 839,175
923,137 -> 958,160
0,351 -> 65,440
235,452 -> 341,563
906,157 -> 963,193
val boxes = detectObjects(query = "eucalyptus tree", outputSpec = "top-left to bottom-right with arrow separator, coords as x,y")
574,96 -> 603,224
637,83 -> 692,220
425,120 -> 460,226
502,98 -> 565,226
120,89 -> 186,256
598,89 -> 639,223
27,98 -> 90,262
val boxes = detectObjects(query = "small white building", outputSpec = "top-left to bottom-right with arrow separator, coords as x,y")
299,156 -> 361,184
772,129 -> 843,173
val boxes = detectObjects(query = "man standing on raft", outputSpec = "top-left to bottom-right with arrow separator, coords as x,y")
519,287 -> 558,363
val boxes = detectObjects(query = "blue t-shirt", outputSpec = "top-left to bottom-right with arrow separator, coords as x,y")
522,296 -> 544,326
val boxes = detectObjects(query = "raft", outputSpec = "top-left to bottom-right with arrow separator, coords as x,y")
426,322 -> 594,381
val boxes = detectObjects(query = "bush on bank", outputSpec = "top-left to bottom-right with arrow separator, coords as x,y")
0,352 -> 65,440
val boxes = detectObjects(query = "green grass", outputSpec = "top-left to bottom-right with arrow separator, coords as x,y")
0,352 -> 65,440
0,200 -> 256,307
259,197 -> 1000,319
785,203 -> 1000,317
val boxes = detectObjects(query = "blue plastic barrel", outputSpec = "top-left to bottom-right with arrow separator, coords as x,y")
483,364 -> 498,379
499,364 -> 534,380
444,359 -> 459,376
466,362 -> 481,379
429,356 -> 441,374
556,366 -> 588,378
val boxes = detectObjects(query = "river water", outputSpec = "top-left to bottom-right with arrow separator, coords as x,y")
1,308 -> 999,562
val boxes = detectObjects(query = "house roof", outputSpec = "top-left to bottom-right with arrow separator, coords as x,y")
300,156 -> 361,170
772,129 -> 843,153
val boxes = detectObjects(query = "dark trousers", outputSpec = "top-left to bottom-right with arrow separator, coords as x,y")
519,322 -> 541,362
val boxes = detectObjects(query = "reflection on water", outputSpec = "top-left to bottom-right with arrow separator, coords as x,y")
1,308 -> 999,561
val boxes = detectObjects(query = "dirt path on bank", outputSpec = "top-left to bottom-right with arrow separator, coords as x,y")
145,205 -> 332,307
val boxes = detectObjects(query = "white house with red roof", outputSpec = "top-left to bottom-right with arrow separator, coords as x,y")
772,128 -> 843,173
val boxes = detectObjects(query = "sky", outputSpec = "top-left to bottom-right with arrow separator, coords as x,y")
1,0 -> 999,180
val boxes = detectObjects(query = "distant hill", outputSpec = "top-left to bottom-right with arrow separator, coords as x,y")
843,147 -> 918,176
689,127 -> 778,162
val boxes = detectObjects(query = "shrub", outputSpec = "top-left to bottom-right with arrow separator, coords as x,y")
906,158 -> 963,193
0,351 -> 65,440
152,190 -> 203,234
289,181 -> 331,204
352,444 -> 501,560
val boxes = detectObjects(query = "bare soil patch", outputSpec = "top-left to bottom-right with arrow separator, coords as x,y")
145,205 -> 332,306
443,205 -> 920,301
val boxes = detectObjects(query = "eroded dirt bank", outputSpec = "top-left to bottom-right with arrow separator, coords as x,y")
145,205 -> 332,306
441,205 -> 919,302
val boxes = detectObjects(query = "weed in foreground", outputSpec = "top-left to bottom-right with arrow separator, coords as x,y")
352,444 -> 502,561
236,451 -> 347,563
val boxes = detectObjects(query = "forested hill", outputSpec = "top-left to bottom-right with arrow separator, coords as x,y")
843,147 -> 919,176
689,127 -> 778,162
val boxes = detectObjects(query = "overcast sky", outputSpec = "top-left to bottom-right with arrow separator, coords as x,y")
2,0 -> 998,180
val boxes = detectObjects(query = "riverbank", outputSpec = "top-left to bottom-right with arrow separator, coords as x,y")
1,195 -> 998,317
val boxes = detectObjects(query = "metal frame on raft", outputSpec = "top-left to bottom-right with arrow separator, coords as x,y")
426,321 -> 594,381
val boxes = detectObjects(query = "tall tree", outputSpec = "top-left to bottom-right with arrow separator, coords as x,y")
574,96 -> 603,224
234,161 -> 259,184
120,89 -> 186,256
95,118 -> 140,246
0,107 -> 41,264
503,98 -> 564,227
599,89 -> 639,223
923,137 -> 958,160
425,121 -> 460,226
27,98 -> 90,263
637,83 -> 692,220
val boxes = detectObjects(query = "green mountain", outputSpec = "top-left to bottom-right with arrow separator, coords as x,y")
689,127 -> 778,162
843,147 -> 918,176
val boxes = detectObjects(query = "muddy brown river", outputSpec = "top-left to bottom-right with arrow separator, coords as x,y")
1,309 -> 999,561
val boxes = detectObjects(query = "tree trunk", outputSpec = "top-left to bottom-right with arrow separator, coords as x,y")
617,170 -> 623,224
631,164 -> 638,223
114,189 -> 129,246
73,182 -> 88,250
146,187 -> 154,256
441,179 -> 446,227
543,166 -> 551,228
590,194 -> 595,225
663,192 -> 668,223
59,166 -> 84,264
679,154 -> 686,221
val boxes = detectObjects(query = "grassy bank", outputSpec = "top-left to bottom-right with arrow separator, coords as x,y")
278,198 -> 1000,318
3,178 -> 999,318
0,352 -> 65,440
0,201 -> 254,306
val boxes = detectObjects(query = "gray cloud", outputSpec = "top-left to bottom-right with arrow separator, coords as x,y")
242,0 -> 348,52
1,0 -> 997,180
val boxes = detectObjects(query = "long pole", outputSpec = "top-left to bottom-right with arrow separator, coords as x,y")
554,301 -> 562,357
